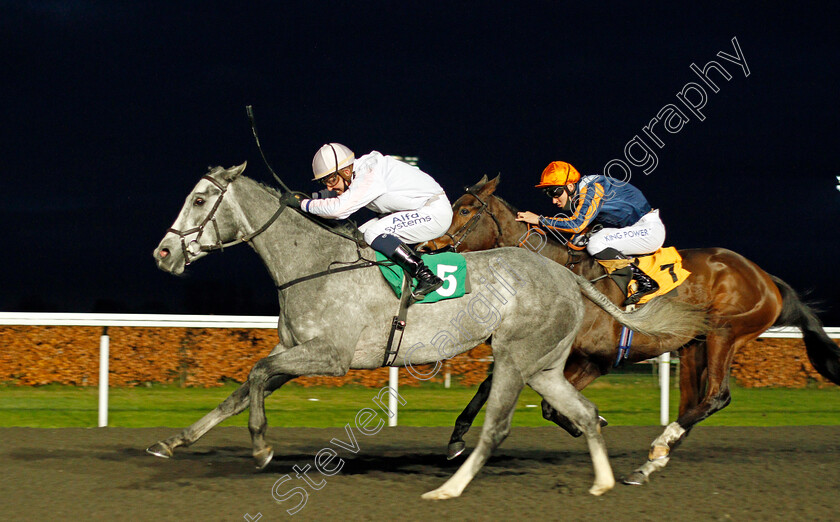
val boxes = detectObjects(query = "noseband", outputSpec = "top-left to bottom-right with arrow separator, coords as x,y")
446,189 -> 504,252
167,175 -> 289,265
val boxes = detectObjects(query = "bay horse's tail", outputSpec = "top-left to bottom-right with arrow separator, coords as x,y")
771,276 -> 840,385
571,272 -> 708,344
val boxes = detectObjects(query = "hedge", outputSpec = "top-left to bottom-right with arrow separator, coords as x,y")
0,326 -> 835,388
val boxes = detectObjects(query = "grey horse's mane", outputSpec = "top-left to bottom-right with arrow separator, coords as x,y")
260,182 -> 284,199
207,165 -> 285,198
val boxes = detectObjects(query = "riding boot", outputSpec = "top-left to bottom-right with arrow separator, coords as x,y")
594,248 -> 659,306
389,243 -> 444,298
593,248 -> 633,296
624,264 -> 660,306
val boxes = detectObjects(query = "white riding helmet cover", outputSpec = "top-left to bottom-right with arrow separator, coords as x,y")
312,143 -> 355,180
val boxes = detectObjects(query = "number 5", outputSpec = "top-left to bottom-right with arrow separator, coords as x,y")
435,264 -> 459,297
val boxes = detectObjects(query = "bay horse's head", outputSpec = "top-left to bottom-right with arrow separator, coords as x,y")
420,174 -> 506,252
154,162 -> 248,275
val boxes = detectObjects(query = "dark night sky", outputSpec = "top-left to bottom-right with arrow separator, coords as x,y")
1,2 -> 838,323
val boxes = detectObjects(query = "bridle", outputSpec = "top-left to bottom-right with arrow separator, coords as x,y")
167,174 -> 289,265
445,189 -> 504,252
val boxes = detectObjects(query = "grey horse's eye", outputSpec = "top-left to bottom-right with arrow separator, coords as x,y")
194,198 -> 205,206
459,208 -> 470,216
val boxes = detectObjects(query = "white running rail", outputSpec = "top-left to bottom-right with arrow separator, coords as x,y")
1,313 -> 838,427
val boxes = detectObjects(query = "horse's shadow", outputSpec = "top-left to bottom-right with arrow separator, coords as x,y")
5,442 -> 579,487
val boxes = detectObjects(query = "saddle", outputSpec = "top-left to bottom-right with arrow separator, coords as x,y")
379,250 -> 470,366
375,251 -> 469,304
524,224 -> 690,306
597,247 -> 691,305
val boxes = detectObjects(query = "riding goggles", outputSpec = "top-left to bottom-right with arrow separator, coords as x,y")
542,186 -> 566,198
318,172 -> 340,186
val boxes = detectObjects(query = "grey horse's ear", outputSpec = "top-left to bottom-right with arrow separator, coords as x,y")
222,161 -> 247,182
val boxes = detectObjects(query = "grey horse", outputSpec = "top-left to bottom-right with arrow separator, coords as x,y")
148,163 -> 708,499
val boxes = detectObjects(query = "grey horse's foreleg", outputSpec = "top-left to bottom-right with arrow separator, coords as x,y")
448,361 -> 604,458
247,339 -> 351,468
423,363 -> 525,500
528,369 -> 615,496
447,375 -> 493,459
146,374 -> 292,458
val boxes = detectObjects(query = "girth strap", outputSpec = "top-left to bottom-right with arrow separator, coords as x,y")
383,275 -> 414,367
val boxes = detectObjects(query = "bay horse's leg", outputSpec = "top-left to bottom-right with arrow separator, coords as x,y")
146,374 -> 292,458
675,341 -> 708,415
626,332 -> 744,485
447,374 -> 492,459
528,367 -> 615,496
422,362 -> 525,500
246,339 -> 351,469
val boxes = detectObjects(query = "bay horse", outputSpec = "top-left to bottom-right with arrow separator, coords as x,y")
422,174 -> 840,485
148,163 -> 708,498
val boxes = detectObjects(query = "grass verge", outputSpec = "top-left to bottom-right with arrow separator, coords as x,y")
1,374 -> 838,428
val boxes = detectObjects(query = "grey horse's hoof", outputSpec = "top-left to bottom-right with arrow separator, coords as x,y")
146,442 -> 173,459
446,441 -> 466,460
599,415 -> 609,427
622,471 -> 647,485
254,447 -> 274,470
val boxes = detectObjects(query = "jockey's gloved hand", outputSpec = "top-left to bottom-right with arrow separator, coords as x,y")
571,234 -> 589,248
311,188 -> 337,199
283,192 -> 306,209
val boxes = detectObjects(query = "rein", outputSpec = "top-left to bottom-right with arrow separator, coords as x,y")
276,257 -> 393,292
564,245 -> 586,269
247,105 -> 366,248
446,189 -> 504,251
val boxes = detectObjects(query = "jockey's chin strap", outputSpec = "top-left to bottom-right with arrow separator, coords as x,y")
167,175 -> 291,265
446,189 -> 504,252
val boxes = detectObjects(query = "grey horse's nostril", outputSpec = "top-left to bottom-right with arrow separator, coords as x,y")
160,248 -> 170,259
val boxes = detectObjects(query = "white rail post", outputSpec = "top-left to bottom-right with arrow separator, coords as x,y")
388,366 -> 399,427
98,326 -> 110,427
659,352 -> 670,426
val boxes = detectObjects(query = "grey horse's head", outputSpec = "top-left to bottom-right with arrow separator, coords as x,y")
153,162 -> 248,275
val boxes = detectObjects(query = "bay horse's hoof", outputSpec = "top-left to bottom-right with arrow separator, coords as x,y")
622,471 -> 648,485
254,447 -> 274,470
146,442 -> 173,459
446,441 -> 466,460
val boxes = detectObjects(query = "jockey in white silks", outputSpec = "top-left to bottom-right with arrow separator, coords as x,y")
298,143 -> 453,298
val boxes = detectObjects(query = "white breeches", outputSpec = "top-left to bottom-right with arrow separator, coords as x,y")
586,209 -> 666,256
359,195 -> 454,245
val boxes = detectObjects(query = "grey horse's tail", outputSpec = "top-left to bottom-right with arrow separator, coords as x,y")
771,276 -> 840,385
571,272 -> 708,343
